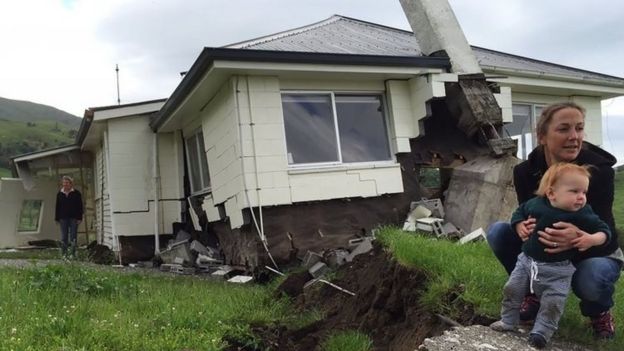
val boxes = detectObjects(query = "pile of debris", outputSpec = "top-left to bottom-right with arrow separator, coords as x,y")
402,198 -> 486,244
153,230 -> 253,284
274,234 -> 375,298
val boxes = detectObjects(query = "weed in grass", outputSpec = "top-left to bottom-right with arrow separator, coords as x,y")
321,330 -> 373,351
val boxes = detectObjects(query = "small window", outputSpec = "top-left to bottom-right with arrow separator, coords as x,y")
281,93 -> 392,166
185,131 -> 211,194
18,200 -> 43,233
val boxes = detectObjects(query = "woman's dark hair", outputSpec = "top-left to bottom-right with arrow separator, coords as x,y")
536,102 -> 586,140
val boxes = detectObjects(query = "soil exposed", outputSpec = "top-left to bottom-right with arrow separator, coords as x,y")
225,243 -> 493,351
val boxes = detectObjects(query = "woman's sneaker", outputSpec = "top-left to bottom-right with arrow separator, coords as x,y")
519,294 -> 540,323
591,311 -> 615,339
528,333 -> 547,349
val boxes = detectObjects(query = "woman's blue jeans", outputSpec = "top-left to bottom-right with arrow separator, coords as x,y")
59,218 -> 78,256
487,221 -> 621,317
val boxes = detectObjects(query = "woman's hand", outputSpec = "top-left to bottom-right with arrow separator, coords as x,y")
515,217 -> 536,241
538,221 -> 580,253
571,231 -> 607,251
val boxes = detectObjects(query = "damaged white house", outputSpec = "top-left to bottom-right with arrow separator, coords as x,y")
2,14 -> 624,266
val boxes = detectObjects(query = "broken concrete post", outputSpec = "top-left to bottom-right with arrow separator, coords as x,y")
444,154 -> 519,234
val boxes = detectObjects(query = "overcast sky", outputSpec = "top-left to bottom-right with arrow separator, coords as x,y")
1,1 -> 623,120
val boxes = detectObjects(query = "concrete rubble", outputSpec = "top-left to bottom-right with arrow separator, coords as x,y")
418,325 -> 593,351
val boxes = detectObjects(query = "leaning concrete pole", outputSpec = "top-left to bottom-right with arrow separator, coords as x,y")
399,0 -> 482,74
400,0 -> 520,233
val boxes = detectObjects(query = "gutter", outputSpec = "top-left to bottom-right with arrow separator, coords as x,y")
482,66 -> 624,90
150,47 -> 451,131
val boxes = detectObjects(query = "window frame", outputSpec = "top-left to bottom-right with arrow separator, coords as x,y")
17,199 -> 44,234
506,102 -> 545,160
184,129 -> 212,196
281,90 -> 394,169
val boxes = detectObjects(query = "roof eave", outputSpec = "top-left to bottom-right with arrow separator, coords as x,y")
150,47 -> 451,131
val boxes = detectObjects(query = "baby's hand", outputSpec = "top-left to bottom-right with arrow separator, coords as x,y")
515,217 -> 536,241
571,231 -> 607,251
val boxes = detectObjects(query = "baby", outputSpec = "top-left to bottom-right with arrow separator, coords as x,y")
489,163 -> 611,348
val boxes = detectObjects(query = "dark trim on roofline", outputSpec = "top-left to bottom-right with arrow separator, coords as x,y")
88,98 -> 167,112
150,47 -> 451,130
9,144 -> 79,162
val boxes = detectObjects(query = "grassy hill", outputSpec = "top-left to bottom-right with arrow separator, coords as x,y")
0,97 -> 80,128
0,97 -> 80,173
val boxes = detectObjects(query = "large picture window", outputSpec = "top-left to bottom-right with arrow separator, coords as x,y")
185,131 -> 211,194
281,93 -> 391,166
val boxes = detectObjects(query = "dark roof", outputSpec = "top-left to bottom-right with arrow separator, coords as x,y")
229,15 -> 624,85
152,14 -> 624,131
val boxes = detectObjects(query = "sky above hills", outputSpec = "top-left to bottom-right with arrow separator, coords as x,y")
1,0 -> 623,161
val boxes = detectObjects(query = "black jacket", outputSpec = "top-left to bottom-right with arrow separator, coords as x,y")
511,197 -> 611,262
513,141 -> 617,261
55,189 -> 83,221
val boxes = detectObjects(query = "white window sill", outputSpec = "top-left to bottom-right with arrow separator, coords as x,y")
287,161 -> 399,175
190,187 -> 212,197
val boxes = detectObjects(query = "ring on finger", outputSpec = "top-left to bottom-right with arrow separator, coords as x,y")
552,242 -> 558,248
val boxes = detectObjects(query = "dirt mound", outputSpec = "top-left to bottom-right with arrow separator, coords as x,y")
226,243 -> 491,351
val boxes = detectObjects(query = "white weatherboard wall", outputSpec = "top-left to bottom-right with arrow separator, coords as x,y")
510,92 -> 603,146
101,116 -> 182,246
0,178 -> 59,248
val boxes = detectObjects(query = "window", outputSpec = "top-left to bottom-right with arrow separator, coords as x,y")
504,104 -> 543,160
17,200 -> 43,233
185,131 -> 211,194
281,93 -> 391,166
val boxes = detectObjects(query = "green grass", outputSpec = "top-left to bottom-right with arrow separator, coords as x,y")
377,227 -> 624,350
0,264 -> 308,351
321,330 -> 373,351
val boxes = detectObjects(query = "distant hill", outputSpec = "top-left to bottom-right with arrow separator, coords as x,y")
0,97 -> 80,170
0,96 -> 81,128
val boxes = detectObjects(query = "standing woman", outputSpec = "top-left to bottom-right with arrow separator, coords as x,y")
55,175 -> 83,258
487,102 -> 623,339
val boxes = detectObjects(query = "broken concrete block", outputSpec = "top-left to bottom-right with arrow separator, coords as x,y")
411,199 -> 445,219
196,253 -> 221,265
458,228 -> 487,244
159,239 -> 196,266
227,275 -> 254,284
440,222 -> 463,238
308,261 -> 329,278
301,250 -> 323,269
211,265 -> 235,279
402,205 -> 433,231
325,249 -> 349,268
174,230 -> 192,243
416,217 -> 444,232
346,238 -> 373,262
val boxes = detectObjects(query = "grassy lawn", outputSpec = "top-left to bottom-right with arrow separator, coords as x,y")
377,227 -> 624,350
0,263 -> 314,351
